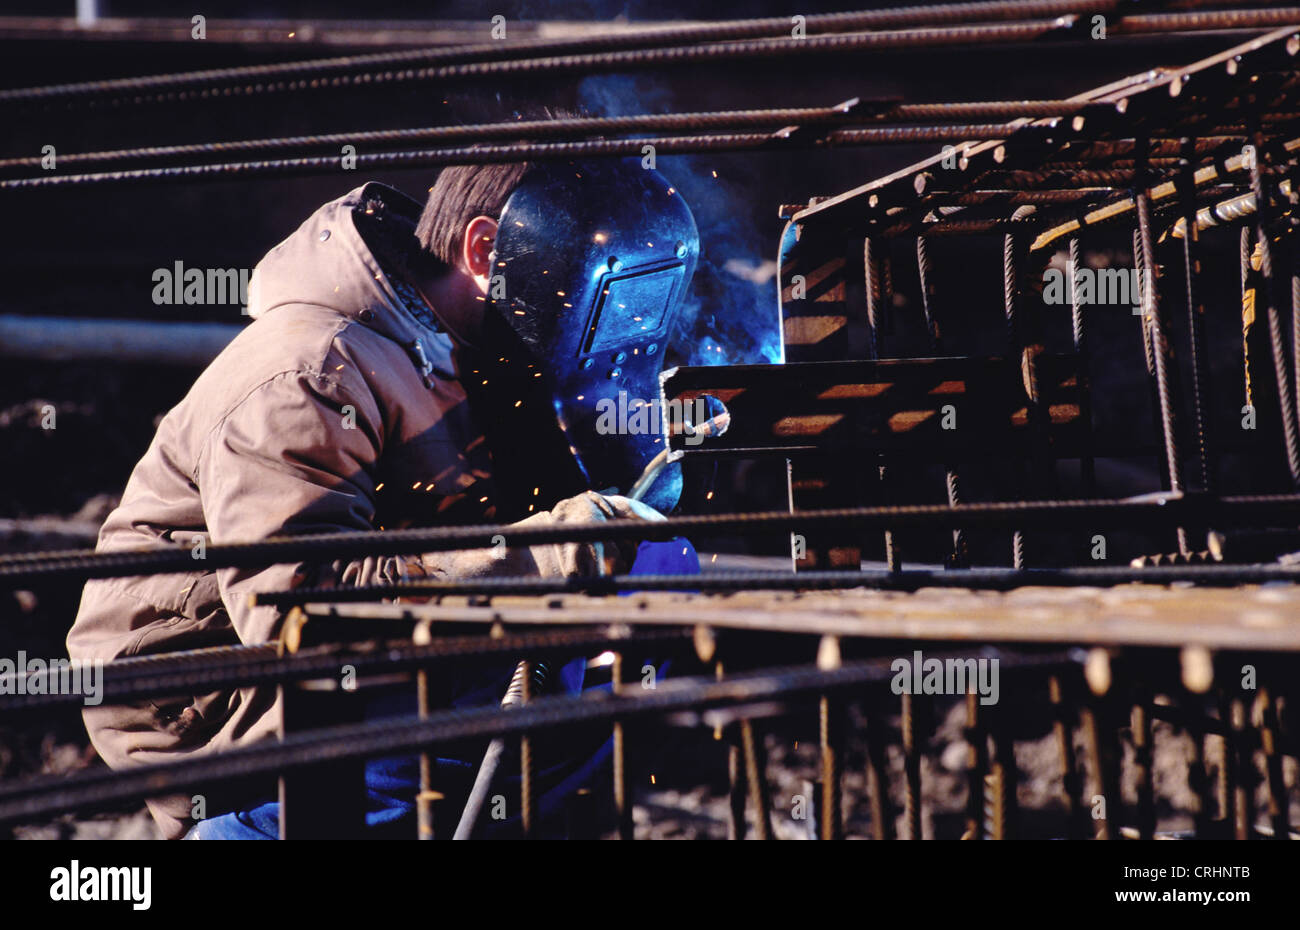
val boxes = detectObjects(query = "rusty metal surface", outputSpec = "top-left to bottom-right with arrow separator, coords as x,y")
306,582 -> 1300,652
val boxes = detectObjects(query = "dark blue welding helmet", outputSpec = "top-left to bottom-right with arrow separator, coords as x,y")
483,158 -> 699,513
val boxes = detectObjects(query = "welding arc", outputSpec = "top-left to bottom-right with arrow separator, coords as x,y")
0,1 -> 1130,109
4,493 -> 1300,585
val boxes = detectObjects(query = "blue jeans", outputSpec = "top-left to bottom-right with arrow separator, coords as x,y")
185,538 -> 698,839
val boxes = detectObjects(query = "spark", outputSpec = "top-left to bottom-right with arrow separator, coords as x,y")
576,394 -> 584,401
711,170 -> 718,178
711,553 -> 718,563
375,483 -> 385,491
287,31 -> 296,37
650,774 -> 656,785
706,490 -> 714,500
514,221 -> 524,227
514,400 -> 522,408
412,481 -> 422,489
479,495 -> 489,503
533,487 -> 540,496
556,290 -> 566,296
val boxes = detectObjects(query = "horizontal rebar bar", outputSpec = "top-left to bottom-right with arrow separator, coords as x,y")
0,1 -> 1130,108
252,562 -> 1300,608
0,101 -> 1104,175
1,6 -> 1287,114
0,626 -> 693,712
3,492 -> 1298,585
0,125 -> 1043,191
0,650 -> 1078,826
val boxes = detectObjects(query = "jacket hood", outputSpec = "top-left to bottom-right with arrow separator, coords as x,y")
246,182 -> 453,379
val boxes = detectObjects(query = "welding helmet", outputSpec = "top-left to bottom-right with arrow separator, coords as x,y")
478,158 -> 699,515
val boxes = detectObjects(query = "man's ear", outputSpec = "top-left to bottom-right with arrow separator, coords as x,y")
462,215 -> 498,292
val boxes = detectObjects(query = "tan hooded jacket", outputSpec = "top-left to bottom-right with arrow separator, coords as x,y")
67,182 -> 642,838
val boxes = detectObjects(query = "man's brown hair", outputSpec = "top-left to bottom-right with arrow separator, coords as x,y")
415,161 -> 532,268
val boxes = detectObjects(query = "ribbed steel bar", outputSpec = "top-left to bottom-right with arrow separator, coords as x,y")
6,493 -> 1300,585
1249,132 -> 1300,487
1177,162 -> 1217,497
252,562 -> 1300,608
1068,238 -> 1098,497
0,102 -> 1108,175
0,124 -> 1047,192
0,650 -> 1086,827
1135,181 -> 1191,554
0,653 -> 1078,828
0,627 -> 692,712
0,2 -> 1132,109
4,5 -> 1289,115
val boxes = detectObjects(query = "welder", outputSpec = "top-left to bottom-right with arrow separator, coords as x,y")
66,156 -> 702,839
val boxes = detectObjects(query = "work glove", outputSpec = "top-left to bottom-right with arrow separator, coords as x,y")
408,490 -> 665,583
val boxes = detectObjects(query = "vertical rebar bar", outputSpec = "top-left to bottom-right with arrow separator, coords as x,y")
1003,231 -> 1022,570
865,707 -> 893,840
866,237 -> 898,569
1248,137 -> 1300,489
741,720 -> 774,840
987,709 -> 1019,840
1079,702 -> 1109,839
1177,160 -> 1216,498
1068,237 -> 1097,498
612,653 -> 633,840
918,234 -> 968,566
902,692 -> 925,840
1257,688 -> 1291,839
1135,183 -> 1190,554
1049,675 -> 1084,839
819,695 -> 844,840
1228,695 -> 1255,840
1131,699 -> 1155,841
417,667 -> 437,840
964,691 -> 988,840
519,660 -> 536,839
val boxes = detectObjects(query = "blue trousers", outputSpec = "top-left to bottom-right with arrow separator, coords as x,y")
185,539 -> 698,839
